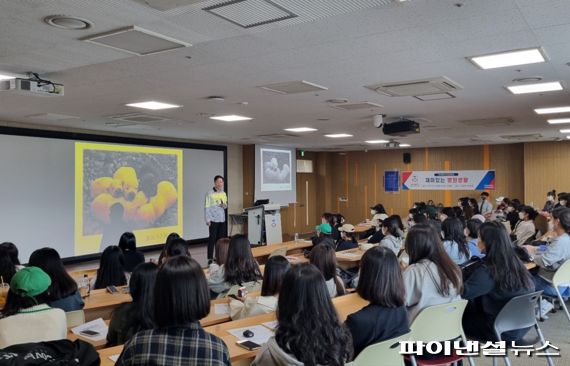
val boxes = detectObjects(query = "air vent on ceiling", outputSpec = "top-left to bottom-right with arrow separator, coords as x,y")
500,133 -> 542,141
259,80 -> 328,94
460,117 -> 514,127
82,26 -> 191,55
26,113 -> 79,121
131,0 -> 203,11
423,126 -> 454,132
414,93 -> 455,101
108,113 -> 171,123
332,101 -> 383,110
257,133 -> 299,139
366,76 -> 463,97
204,0 -> 297,28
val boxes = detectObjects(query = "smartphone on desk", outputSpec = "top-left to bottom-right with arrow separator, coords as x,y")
106,285 -> 118,294
236,340 -> 261,351
80,329 -> 100,336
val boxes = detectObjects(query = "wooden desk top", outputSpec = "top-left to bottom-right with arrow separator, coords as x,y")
336,248 -> 366,263
98,345 -> 123,366
251,241 -> 312,258
83,287 -> 132,311
525,262 -> 537,270
354,224 -> 373,233
96,293 -> 368,365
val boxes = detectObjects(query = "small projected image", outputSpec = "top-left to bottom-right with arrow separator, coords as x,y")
75,142 -> 183,255
260,148 -> 292,192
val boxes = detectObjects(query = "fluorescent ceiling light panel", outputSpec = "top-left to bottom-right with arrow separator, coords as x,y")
209,114 -> 252,122
534,106 -> 570,114
559,129 -> 570,133
567,136 -> 570,139
325,134 -> 353,138
284,127 -> 317,132
126,101 -> 181,110
506,81 -> 563,95
0,74 -> 17,81
365,139 -> 389,144
399,143 -> 411,147
469,48 -> 546,69
548,118 -> 570,124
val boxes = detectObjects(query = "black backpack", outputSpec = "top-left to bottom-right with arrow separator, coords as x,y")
0,339 -> 100,366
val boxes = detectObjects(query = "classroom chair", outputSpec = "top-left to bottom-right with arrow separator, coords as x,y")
65,310 -> 86,328
539,260 -> 570,327
492,291 -> 554,366
407,299 -> 475,366
347,332 -> 411,366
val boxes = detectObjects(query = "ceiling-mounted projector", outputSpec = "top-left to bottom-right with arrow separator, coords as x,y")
0,78 -> 64,97
382,119 -> 420,136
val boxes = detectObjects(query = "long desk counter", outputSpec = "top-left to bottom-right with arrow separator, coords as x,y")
97,292 -> 368,366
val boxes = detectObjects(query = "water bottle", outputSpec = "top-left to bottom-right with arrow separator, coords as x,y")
294,233 -> 299,242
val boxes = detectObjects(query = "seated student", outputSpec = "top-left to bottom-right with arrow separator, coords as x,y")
320,212 -> 341,242
512,205 -> 537,246
0,242 -> 23,270
543,190 -> 557,213
230,255 -> 290,320
526,207 -> 570,299
164,238 -> 191,259
116,256 -> 230,365
468,198 -> 480,215
403,224 -> 463,321
438,206 -> 456,221
252,264 -> 353,366
0,246 -> 17,285
312,223 -> 336,248
345,247 -> 409,356
464,219 -> 483,258
28,248 -> 85,312
379,216 -> 404,256
506,199 -> 521,230
412,213 -> 428,227
93,245 -> 128,290
441,218 -> 471,265
310,244 -> 345,297
107,262 -> 158,346
208,237 -> 230,281
208,235 -> 262,296
462,222 -> 534,342
0,267 -> 67,348
157,232 -> 181,265
367,213 -> 387,244
118,232 -> 145,272
555,193 -> 569,208
336,224 -> 359,251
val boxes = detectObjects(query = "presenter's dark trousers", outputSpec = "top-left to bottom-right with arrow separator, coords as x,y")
208,221 -> 226,261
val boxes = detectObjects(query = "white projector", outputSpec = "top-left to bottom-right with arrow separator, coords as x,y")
0,78 -> 64,97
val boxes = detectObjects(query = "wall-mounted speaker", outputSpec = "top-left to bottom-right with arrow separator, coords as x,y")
403,152 -> 411,164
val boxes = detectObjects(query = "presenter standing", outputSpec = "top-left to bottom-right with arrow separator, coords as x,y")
205,175 -> 227,264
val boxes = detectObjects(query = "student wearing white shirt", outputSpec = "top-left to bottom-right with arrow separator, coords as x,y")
512,205 -> 537,246
478,192 -> 493,216
0,267 -> 67,348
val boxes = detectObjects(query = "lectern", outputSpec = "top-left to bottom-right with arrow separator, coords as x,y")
244,204 -> 283,245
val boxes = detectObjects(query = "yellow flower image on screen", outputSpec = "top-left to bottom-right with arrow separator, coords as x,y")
75,142 -> 183,255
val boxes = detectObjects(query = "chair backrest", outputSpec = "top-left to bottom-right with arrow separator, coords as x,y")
552,259 -> 570,288
352,332 -> 411,366
65,310 -> 86,328
269,248 -> 287,258
409,300 -> 468,342
493,291 -> 541,336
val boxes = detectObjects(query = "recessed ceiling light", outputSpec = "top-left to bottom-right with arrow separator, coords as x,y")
548,118 -> 570,124
559,129 -> 570,133
567,136 -> 570,140
535,106 -> 570,114
365,139 -> 389,144
209,114 -> 252,122
284,127 -> 317,132
469,48 -> 546,69
506,81 -> 563,95
0,74 -> 16,81
324,134 -> 353,138
126,101 -> 181,110
44,15 -> 92,30
399,143 -> 411,147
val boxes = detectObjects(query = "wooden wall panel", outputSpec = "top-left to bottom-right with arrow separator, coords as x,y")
524,141 -> 570,209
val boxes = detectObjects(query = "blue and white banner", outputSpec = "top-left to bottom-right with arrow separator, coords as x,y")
402,170 -> 495,190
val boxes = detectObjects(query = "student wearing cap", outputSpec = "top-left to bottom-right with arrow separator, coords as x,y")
367,214 -> 388,244
312,223 -> 336,248
336,224 -> 359,251
0,267 -> 67,348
